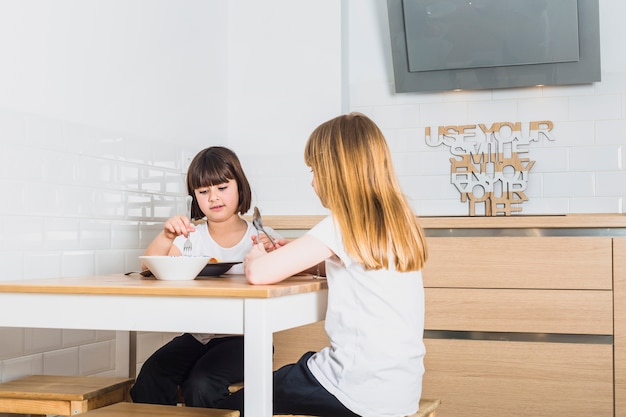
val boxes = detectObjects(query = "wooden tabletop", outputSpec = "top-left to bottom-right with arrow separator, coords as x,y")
417,213 -> 626,229
0,274 -> 327,298
254,214 -> 626,230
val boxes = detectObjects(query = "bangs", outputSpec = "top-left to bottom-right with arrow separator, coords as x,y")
188,156 -> 235,190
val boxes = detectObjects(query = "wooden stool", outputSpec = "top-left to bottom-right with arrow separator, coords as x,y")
81,402 -> 239,417
176,384 -> 243,406
274,398 -> 440,417
411,398 -> 441,417
0,375 -> 134,416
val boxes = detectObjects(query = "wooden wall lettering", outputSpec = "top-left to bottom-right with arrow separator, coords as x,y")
426,121 -> 554,216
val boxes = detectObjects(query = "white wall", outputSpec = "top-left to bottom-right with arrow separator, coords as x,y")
225,0 -> 343,214
0,0 -> 340,383
1,0 -> 625,386
0,0 -> 229,143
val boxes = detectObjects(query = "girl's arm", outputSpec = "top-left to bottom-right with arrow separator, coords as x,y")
245,234 -> 332,284
300,262 -> 326,277
143,231 -> 182,257
142,215 -> 195,268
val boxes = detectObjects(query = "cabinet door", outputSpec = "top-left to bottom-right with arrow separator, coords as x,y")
422,338 -> 613,417
423,236 -> 612,289
425,288 -> 613,334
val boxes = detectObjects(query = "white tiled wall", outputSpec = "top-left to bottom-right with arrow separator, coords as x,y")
1,0 -> 626,397
0,110 -> 192,382
0,0 -> 336,388
0,0 -> 226,388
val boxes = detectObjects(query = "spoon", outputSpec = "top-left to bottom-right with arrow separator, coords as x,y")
252,206 -> 277,249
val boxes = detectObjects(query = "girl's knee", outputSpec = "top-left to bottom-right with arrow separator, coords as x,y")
181,376 -> 227,407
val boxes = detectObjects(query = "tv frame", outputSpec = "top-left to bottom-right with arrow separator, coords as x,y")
387,0 -> 601,93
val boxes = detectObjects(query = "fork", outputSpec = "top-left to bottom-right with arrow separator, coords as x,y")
183,195 -> 193,256
252,206 -> 277,249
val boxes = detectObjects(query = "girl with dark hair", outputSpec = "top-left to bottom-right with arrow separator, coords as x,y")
131,146 -> 281,408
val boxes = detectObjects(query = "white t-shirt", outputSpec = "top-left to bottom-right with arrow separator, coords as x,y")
306,216 -> 425,417
172,219 -> 281,344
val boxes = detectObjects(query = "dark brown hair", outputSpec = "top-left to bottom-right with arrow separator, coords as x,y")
186,146 -> 252,218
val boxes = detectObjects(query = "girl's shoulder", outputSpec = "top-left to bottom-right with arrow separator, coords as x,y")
307,215 -> 336,236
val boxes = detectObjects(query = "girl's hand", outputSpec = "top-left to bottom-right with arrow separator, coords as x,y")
162,215 -> 196,240
244,241 -> 267,276
251,235 -> 289,252
245,234 -> 332,285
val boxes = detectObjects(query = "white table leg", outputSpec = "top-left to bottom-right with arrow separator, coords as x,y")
114,331 -> 137,378
114,330 -> 136,378
244,298 -> 274,417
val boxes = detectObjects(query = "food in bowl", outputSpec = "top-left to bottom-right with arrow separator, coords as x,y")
139,256 -> 210,281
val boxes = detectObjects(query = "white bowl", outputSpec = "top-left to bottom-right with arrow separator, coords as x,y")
139,256 -> 210,281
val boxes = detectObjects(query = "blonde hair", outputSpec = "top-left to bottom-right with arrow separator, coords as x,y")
304,112 -> 427,272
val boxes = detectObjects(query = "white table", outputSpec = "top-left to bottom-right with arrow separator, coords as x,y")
0,274 -> 328,417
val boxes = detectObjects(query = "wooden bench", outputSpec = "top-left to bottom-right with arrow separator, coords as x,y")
272,398 -> 440,417
0,375 -> 134,417
410,398 -> 441,417
81,402 -> 239,417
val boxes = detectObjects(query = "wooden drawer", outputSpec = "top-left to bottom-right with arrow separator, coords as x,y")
423,236 -> 612,289
422,338 -> 613,417
425,288 -> 613,334
614,238 -> 626,416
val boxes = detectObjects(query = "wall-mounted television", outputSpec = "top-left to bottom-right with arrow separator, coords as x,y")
387,0 -> 601,93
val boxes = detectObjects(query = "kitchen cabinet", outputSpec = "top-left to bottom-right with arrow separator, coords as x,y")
262,214 -> 626,417
422,235 -> 615,416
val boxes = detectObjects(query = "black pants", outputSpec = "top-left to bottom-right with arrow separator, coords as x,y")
130,333 -> 244,407
216,351 -> 358,417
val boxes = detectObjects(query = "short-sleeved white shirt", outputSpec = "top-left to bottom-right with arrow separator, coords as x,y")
172,219 -> 281,343
306,216 -> 425,417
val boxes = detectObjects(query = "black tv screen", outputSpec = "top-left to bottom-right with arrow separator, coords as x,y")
387,0 -> 601,92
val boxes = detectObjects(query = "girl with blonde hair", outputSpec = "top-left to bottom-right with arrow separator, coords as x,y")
218,113 -> 428,417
